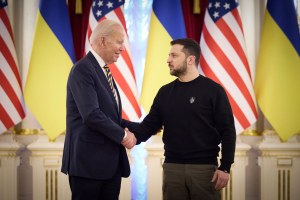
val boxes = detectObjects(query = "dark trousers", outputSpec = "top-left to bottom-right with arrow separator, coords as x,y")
69,168 -> 122,200
162,163 -> 221,200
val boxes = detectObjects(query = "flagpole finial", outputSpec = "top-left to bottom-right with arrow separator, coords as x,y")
75,0 -> 82,14
193,0 -> 201,14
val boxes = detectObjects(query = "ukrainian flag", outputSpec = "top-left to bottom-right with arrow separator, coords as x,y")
25,0 -> 75,140
140,0 -> 186,112
254,0 -> 300,141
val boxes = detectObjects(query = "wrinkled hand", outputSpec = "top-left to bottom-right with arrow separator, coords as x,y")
211,169 -> 230,190
121,128 -> 136,149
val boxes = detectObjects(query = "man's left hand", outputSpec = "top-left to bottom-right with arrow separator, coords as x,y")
211,169 -> 230,190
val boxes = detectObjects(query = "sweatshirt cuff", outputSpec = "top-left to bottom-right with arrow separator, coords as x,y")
218,160 -> 232,173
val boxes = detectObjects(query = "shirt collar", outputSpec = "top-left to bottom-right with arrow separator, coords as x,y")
90,49 -> 106,68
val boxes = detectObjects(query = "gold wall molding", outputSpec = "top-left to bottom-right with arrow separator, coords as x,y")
261,151 -> 300,157
240,129 -> 261,136
0,152 -> 17,157
234,151 -> 248,157
14,128 -> 43,135
146,151 -> 164,157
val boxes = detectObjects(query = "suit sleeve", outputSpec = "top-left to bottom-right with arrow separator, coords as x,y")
69,62 -> 125,144
121,120 -> 139,132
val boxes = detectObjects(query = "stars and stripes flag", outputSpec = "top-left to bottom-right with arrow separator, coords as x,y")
0,0 -> 26,134
200,0 -> 258,134
85,0 -> 141,121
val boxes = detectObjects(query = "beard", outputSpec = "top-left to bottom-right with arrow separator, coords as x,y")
169,62 -> 187,77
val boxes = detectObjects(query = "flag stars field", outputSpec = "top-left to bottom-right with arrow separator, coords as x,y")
224,3 -> 230,9
97,1 -> 103,7
214,2 -> 221,8
107,2 -> 113,9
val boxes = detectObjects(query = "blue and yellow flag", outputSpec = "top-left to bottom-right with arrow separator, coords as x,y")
140,0 -> 186,112
254,0 -> 300,141
25,0 -> 75,140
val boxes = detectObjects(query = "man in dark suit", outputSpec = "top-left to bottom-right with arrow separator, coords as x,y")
61,19 -> 138,200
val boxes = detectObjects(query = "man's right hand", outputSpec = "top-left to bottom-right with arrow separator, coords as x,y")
121,128 -> 136,149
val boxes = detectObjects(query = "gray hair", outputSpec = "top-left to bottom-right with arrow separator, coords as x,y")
90,19 -> 122,45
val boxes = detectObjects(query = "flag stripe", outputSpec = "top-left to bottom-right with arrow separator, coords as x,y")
0,70 -> 25,117
122,110 -> 128,121
254,0 -> 300,141
267,0 -> 300,54
219,16 -> 251,78
202,24 -> 257,116
200,36 -> 257,123
205,12 -> 252,89
39,1 -> 75,62
0,9 -> 13,39
200,55 -> 250,128
85,0 -> 141,121
210,14 -> 250,81
200,0 -> 257,134
0,104 -> 14,129
110,52 -> 137,92
140,0 -> 186,112
116,81 -> 139,120
0,1 -> 26,134
0,34 -> 21,88
0,17 -> 18,66
24,0 -> 74,140
0,120 -> 6,132
231,9 -> 243,35
118,48 -> 135,81
114,7 -> 126,33
153,0 -> 186,39
0,87 -> 21,125
233,116 -> 243,134
110,63 -> 141,116
0,53 -> 23,105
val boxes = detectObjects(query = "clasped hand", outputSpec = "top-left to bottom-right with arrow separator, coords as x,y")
121,128 -> 136,149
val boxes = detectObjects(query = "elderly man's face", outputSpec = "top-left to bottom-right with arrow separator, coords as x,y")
101,25 -> 125,64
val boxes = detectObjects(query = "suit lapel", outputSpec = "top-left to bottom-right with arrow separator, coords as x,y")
112,78 -> 122,116
87,52 -> 120,116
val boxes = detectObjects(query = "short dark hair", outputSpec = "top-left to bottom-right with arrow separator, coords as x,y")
170,38 -> 200,66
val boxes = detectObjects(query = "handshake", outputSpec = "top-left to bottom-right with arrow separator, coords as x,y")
121,128 -> 137,149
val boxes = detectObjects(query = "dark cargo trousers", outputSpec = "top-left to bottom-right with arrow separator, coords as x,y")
162,163 -> 221,200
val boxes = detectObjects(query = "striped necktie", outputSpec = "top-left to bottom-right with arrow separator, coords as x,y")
103,65 -> 117,102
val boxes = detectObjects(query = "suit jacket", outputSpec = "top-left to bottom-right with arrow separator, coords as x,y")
61,52 -> 138,180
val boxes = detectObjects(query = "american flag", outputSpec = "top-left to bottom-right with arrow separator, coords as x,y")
85,0 -> 141,121
199,0 -> 257,134
0,0 -> 26,134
